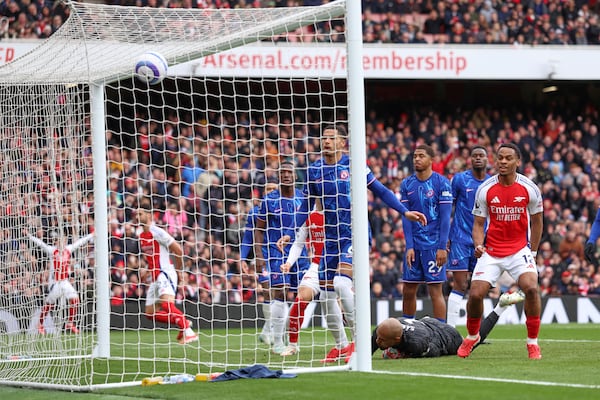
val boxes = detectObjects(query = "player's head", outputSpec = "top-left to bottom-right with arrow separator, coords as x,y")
278,160 -> 296,188
321,124 -> 347,157
413,144 -> 434,173
495,143 -> 521,177
375,318 -> 404,349
49,230 -> 64,247
135,202 -> 153,227
470,145 -> 488,172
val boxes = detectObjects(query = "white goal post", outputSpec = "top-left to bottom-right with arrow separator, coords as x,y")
0,0 -> 370,390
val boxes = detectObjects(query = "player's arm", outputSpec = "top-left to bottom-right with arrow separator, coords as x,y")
529,212 -> 543,255
253,218 -> 267,271
472,215 -> 487,258
67,233 -> 95,252
28,235 -> 54,255
280,222 -> 309,273
436,200 -> 452,266
585,208 -> 600,263
239,213 -> 255,273
368,178 -> 427,225
169,240 -> 185,287
399,182 -> 416,267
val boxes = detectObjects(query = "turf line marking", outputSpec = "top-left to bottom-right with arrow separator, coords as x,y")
483,339 -> 600,343
372,370 -> 600,390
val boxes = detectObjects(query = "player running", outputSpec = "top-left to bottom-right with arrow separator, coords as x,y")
137,204 -> 197,345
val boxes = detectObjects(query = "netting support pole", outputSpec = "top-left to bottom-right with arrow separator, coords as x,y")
346,1 -> 371,372
91,83 -> 110,358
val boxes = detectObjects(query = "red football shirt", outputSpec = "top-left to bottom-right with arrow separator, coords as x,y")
473,174 -> 543,257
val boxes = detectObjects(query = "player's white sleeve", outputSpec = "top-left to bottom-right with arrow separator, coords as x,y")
67,233 -> 94,252
28,235 -> 55,255
150,225 -> 176,248
285,223 -> 309,266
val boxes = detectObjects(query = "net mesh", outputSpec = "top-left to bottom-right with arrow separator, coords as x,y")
0,0 -> 350,390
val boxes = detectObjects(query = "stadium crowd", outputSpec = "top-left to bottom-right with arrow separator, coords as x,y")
1,0 -> 600,46
3,92 -> 600,310
98,97 -> 600,306
2,0 -> 600,314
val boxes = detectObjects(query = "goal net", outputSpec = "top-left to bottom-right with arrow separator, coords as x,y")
0,0 -> 358,391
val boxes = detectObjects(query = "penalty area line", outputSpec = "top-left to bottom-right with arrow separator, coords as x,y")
371,370 -> 600,390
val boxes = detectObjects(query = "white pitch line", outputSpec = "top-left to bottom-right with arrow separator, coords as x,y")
372,370 -> 600,390
481,338 -> 600,343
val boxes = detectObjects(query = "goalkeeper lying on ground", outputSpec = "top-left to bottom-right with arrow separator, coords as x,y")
372,290 -> 525,358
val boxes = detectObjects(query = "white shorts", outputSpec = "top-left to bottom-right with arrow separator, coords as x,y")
472,246 -> 538,287
145,269 -> 178,307
299,262 -> 320,295
46,279 -> 78,303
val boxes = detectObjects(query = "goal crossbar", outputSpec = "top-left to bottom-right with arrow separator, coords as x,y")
0,0 -> 345,85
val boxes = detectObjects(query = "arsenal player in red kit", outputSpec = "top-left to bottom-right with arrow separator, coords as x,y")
137,205 -> 197,344
457,143 -> 543,359
277,205 -> 325,356
30,231 -> 95,334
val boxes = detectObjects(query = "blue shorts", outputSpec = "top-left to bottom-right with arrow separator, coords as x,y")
403,249 -> 447,283
266,258 -> 310,289
257,267 -> 270,285
319,238 -> 353,282
446,242 -> 477,273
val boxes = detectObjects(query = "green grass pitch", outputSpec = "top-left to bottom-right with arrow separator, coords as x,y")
1,323 -> 599,400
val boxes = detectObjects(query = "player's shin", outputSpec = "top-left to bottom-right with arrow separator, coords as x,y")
333,275 -> 355,335
270,300 -> 288,350
322,289 -> 348,348
447,290 -> 464,328
288,298 -> 309,344
68,298 -> 79,322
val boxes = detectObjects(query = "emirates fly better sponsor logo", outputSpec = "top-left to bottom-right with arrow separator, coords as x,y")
490,205 -> 525,221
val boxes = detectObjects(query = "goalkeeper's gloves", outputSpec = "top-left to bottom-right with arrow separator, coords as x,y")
584,242 -> 596,264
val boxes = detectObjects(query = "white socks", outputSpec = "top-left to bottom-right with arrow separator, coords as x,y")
301,300 -> 317,329
270,300 -> 287,347
333,275 -> 355,337
447,290 -> 464,328
261,302 -> 272,337
322,289 -> 348,348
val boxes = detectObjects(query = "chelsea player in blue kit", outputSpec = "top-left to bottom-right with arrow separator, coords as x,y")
306,124 -> 427,363
401,144 -> 453,322
253,161 -> 311,354
240,181 -> 278,347
446,145 -> 491,327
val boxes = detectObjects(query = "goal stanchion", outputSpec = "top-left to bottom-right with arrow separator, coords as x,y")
0,0 -> 372,391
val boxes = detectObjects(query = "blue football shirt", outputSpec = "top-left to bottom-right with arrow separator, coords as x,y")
400,172 -> 453,250
449,170 -> 490,246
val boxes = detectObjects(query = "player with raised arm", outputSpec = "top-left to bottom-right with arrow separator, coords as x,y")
306,124 -> 427,363
277,203 -> 324,356
30,230 -> 95,334
136,203 -> 197,345
240,181 -> 279,347
400,144 -> 452,322
253,160 -> 310,354
458,143 -> 543,359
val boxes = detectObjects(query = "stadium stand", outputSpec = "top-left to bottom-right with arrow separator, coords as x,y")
2,0 -> 600,307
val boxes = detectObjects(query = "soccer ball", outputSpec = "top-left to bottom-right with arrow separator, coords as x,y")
382,347 -> 403,359
134,51 -> 168,85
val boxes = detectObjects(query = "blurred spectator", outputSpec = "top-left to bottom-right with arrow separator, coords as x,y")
558,226 -> 585,262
